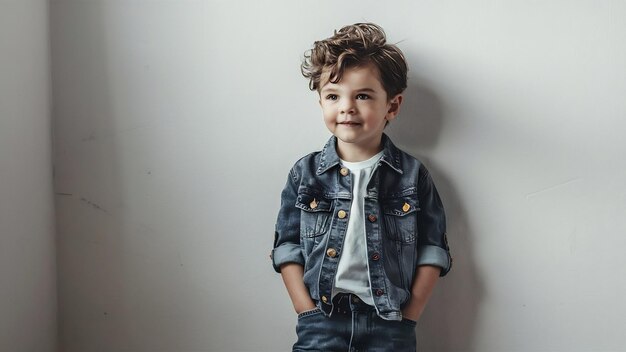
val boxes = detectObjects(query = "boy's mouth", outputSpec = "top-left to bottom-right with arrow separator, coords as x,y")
339,121 -> 361,126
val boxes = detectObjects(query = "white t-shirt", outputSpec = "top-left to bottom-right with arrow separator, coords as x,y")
332,150 -> 384,305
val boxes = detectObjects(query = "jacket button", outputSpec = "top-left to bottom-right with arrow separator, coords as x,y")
337,210 -> 347,219
340,167 -> 349,176
371,252 -> 380,261
368,214 -> 377,222
402,202 -> 411,212
321,295 -> 328,303
326,248 -> 338,258
310,198 -> 318,209
375,289 -> 384,296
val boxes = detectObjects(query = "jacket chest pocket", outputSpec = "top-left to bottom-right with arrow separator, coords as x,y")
295,192 -> 333,238
382,196 -> 419,243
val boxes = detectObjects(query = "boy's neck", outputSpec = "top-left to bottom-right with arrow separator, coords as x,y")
336,137 -> 383,162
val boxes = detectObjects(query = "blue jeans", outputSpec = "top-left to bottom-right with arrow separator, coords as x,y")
293,294 -> 417,352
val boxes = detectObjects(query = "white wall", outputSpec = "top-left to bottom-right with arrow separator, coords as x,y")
0,1 -> 57,351
51,1 -> 626,351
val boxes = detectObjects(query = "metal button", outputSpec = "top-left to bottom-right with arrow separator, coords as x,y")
375,289 -> 384,296
337,210 -> 347,219
321,295 -> 328,303
340,167 -> 349,176
310,198 -> 318,209
402,202 -> 411,212
371,252 -> 380,261
368,214 -> 377,222
326,248 -> 337,258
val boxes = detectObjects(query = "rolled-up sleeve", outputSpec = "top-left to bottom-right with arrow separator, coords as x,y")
416,164 -> 452,276
272,168 -> 305,272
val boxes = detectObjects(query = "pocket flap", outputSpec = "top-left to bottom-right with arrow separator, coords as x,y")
295,191 -> 332,212
382,197 -> 419,216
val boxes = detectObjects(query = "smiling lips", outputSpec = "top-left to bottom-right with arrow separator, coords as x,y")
339,121 -> 361,126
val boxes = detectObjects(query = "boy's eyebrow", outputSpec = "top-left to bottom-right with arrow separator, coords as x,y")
320,87 -> 379,93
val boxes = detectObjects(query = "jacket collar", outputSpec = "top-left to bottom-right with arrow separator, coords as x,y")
316,133 -> 403,175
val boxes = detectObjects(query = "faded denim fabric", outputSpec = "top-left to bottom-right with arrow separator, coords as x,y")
293,294 -> 417,352
272,134 -> 451,321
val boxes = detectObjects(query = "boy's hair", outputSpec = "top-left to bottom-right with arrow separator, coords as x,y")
301,23 -> 408,100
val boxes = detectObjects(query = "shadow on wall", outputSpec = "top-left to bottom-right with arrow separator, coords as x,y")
387,79 -> 484,352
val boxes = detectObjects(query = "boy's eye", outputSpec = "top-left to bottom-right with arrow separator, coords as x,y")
356,94 -> 370,100
325,94 -> 338,100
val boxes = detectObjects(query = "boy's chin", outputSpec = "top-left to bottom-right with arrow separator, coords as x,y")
332,131 -> 383,144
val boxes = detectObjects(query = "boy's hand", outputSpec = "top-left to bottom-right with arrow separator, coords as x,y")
280,263 -> 317,314
400,308 -> 420,323
295,300 -> 317,314
401,265 -> 442,322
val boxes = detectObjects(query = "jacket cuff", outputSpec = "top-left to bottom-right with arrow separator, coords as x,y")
417,245 -> 452,277
272,243 -> 305,273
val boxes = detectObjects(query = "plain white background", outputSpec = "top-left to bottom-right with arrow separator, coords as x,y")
2,0 -> 626,351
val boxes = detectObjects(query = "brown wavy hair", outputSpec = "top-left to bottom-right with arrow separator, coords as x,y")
301,23 -> 408,100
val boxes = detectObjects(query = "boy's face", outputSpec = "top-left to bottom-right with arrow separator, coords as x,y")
319,64 -> 402,158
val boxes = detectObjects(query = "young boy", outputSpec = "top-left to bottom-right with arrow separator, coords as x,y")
271,23 -> 451,352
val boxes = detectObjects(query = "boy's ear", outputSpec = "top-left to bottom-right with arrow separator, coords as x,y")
385,94 -> 403,122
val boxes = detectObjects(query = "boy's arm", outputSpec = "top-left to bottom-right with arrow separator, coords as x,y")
415,164 -> 452,276
401,164 -> 452,321
280,263 -> 316,314
273,167 -> 315,313
401,265 -> 441,321
272,168 -> 305,272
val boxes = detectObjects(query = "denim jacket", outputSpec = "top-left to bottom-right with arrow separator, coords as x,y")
272,134 -> 451,321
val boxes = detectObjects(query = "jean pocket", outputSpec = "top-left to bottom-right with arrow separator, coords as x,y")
382,196 -> 419,243
297,307 -> 323,319
296,190 -> 333,238
400,317 -> 417,327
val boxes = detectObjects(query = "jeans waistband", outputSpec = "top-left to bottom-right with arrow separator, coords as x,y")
331,293 -> 374,315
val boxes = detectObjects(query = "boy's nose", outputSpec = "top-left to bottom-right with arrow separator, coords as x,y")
340,100 -> 356,114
